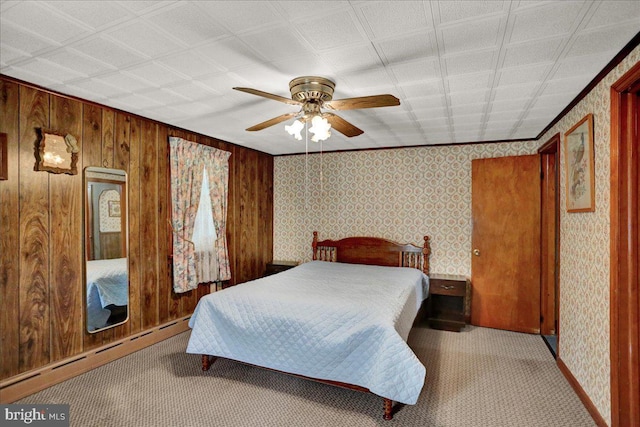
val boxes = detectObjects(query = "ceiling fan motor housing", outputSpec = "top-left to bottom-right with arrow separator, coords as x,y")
289,76 -> 335,104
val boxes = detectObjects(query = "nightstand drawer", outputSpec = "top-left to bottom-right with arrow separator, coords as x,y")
430,279 -> 466,296
426,274 -> 471,332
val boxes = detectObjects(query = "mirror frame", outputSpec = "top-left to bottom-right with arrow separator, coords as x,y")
84,166 -> 129,333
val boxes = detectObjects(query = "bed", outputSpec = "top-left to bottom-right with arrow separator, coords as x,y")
187,232 -> 431,420
86,257 -> 128,331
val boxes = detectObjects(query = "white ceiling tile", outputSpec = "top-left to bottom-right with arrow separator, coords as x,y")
275,1 -> 351,20
270,56 -> 336,80
1,2 -> 90,44
552,52 -> 613,80
69,78 -> 128,99
488,109 -> 523,122
104,21 -> 183,58
238,26 -> 310,63
441,16 -> 502,55
489,98 -> 531,113
340,67 -> 394,92
116,1 -> 176,14
145,2 -> 229,45
123,62 -> 186,87
492,82 -> 539,102
112,93 -> 165,110
375,31 -> 437,65
583,0 -> 640,30
294,10 -> 366,50
510,1 -> 586,43
445,49 -> 496,75
2,65 -> 62,87
399,80 -> 445,99
49,1 -> 133,30
411,103 -> 448,118
138,87 -> 191,105
358,1 -> 432,39
566,23 -> 638,59
96,72 -> 150,92
450,104 -> 486,117
166,81 -> 221,101
541,76 -> 591,96
502,38 -> 563,68
156,51 -> 224,79
416,115 -> 449,127
498,63 -> 549,86
197,1 -> 284,34
41,48 -> 115,77
72,36 -> 147,68
195,73 -> 250,94
437,1 -> 505,24
16,58 -> 85,83
449,89 -> 488,106
390,58 -> 441,84
318,44 -> 382,74
0,22 -> 59,54
0,44 -> 29,66
447,71 -> 492,93
195,38 -> 268,72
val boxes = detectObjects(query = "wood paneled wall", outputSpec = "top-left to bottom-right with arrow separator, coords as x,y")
0,76 -> 274,381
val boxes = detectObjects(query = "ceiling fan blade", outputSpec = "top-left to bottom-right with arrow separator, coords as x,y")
246,112 -> 298,131
324,113 -> 364,137
324,94 -> 400,110
233,87 -> 301,106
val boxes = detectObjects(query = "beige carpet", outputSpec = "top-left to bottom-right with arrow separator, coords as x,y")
18,325 -> 596,426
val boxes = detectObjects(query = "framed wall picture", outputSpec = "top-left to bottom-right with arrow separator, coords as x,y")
563,114 -> 595,212
35,129 -> 79,175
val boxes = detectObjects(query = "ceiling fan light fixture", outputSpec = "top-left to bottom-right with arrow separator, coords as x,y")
309,115 -> 331,142
285,119 -> 304,140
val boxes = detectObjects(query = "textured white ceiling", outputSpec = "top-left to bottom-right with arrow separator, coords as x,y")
1,1 -> 638,155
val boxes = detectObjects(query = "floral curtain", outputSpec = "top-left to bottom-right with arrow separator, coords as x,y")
169,137 -> 231,293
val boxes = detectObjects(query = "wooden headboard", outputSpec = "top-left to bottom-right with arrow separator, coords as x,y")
312,231 -> 431,275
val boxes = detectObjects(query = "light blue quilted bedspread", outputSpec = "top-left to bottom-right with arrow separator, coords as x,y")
187,261 -> 429,404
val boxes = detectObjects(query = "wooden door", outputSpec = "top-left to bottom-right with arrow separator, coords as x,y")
471,154 -> 541,333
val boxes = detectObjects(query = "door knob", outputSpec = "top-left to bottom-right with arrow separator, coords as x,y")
473,249 -> 480,256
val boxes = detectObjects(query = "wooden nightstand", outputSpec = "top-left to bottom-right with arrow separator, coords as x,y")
264,260 -> 299,276
427,274 -> 471,332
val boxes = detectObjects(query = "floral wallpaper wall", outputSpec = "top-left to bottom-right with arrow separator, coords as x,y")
537,45 -> 640,426
274,140 -> 539,276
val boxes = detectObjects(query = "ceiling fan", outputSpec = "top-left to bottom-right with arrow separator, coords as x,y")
233,76 -> 400,139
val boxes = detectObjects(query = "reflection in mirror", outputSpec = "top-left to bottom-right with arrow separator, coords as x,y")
84,167 -> 129,333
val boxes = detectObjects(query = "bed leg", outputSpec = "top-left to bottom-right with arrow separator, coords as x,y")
383,398 -> 393,420
202,355 -> 211,371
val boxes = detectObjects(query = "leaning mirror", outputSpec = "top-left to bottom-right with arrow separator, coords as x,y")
84,166 -> 129,333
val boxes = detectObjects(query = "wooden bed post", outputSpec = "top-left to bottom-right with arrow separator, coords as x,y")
423,236 -> 431,275
202,355 -> 211,371
312,231 -> 318,260
383,398 -> 393,420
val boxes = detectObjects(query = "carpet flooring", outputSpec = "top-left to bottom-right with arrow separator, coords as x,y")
17,325 -> 596,426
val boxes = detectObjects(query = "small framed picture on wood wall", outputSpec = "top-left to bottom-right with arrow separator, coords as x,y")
563,113 -> 595,212
35,129 -> 79,175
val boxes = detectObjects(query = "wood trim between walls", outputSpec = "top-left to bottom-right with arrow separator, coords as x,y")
557,357 -> 607,427
609,61 -> 640,427
0,316 -> 191,403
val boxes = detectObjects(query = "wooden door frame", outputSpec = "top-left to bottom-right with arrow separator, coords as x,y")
538,134 -> 560,342
610,61 -> 640,427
